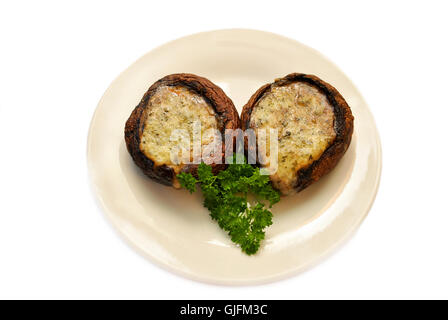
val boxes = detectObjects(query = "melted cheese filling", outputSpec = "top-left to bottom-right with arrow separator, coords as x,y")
250,82 -> 336,194
140,85 -> 219,173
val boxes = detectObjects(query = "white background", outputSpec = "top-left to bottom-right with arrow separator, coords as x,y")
1,0 -> 447,299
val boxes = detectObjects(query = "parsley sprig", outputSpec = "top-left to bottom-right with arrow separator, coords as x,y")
177,155 -> 280,255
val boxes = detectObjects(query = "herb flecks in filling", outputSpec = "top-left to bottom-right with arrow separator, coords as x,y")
140,85 -> 218,173
250,82 -> 336,194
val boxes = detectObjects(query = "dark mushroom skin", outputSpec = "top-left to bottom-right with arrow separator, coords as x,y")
241,73 -> 354,194
125,73 -> 239,187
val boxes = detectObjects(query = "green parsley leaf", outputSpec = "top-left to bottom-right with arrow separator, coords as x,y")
177,155 -> 281,255
177,172 -> 198,194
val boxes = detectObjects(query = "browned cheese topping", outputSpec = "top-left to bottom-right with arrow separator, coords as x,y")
250,82 -> 336,194
140,85 -> 218,173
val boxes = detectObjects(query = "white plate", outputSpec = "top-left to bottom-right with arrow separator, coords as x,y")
87,29 -> 381,285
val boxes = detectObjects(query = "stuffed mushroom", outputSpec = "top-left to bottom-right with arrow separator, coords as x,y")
125,73 -> 239,188
241,73 -> 354,195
